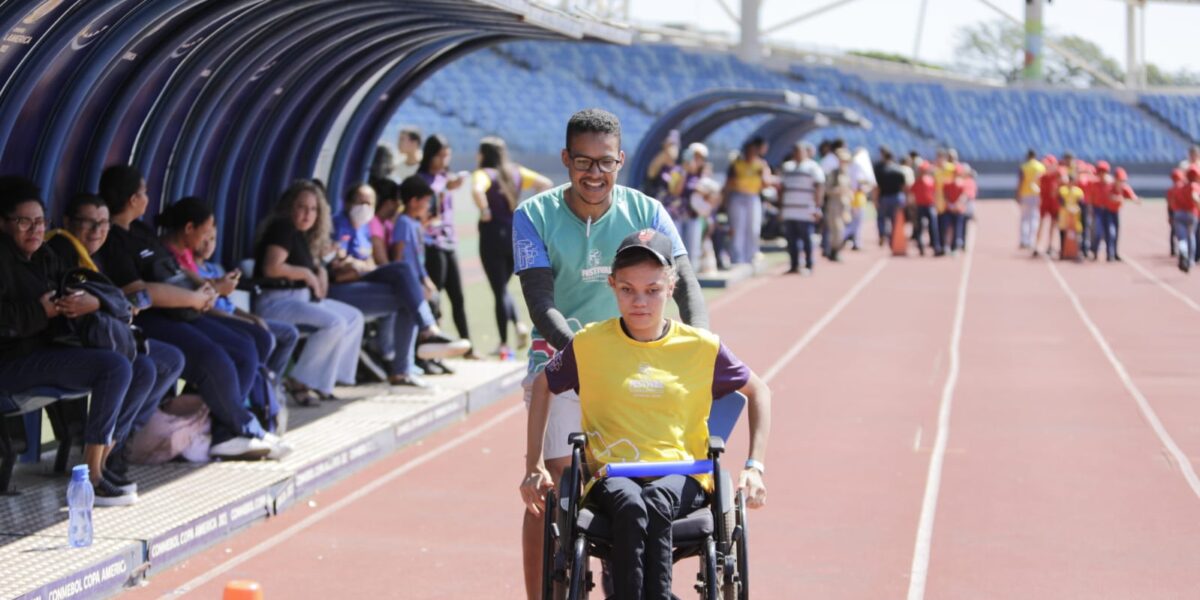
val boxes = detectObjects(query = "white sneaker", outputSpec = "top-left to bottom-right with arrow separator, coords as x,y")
209,436 -> 272,460
262,433 -> 294,460
416,334 -> 471,360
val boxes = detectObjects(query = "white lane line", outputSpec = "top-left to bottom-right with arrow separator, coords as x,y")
907,237 -> 975,600
163,402 -> 526,598
913,427 -> 923,453
1123,256 -> 1200,313
761,257 -> 889,383
1045,257 -> 1200,500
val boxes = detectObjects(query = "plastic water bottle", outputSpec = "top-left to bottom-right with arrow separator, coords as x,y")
67,465 -> 94,548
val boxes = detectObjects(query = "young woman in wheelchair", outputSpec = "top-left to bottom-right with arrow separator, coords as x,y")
521,229 -> 771,599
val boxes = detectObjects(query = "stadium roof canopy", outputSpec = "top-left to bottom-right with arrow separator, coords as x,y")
0,0 -> 629,259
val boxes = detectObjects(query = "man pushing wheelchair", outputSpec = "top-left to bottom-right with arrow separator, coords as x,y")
520,229 -> 772,599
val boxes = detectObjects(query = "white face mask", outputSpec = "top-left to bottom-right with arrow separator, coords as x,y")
349,204 -> 372,227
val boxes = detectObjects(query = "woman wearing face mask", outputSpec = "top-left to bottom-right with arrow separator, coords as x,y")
327,183 -> 469,387
417,134 -> 474,362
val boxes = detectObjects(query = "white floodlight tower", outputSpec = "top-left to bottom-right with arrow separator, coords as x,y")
739,0 -> 763,63
1023,0 -> 1045,82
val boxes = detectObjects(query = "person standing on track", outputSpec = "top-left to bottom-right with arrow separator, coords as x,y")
512,108 -> 709,599
394,128 -> 422,182
471,136 -> 552,357
1166,168 -> 1186,259
1015,150 -> 1045,250
1033,155 -> 1061,258
1057,171 -> 1085,262
779,141 -> 824,274
910,162 -> 941,256
873,147 -> 908,249
723,137 -> 771,265
822,147 -> 854,262
1173,166 -> 1200,273
1098,167 -> 1138,262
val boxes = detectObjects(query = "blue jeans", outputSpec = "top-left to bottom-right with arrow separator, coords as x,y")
878,193 -> 905,244
1080,204 -> 1094,255
726,192 -> 761,264
913,206 -> 941,254
1093,208 -> 1118,260
136,312 -> 266,444
675,215 -> 704,264
256,290 -> 364,393
783,220 -> 815,270
1173,211 -> 1197,265
0,347 -> 133,446
329,262 -> 432,377
123,340 -> 185,445
265,319 -> 299,379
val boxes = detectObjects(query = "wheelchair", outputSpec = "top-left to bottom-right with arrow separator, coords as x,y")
540,392 -> 751,599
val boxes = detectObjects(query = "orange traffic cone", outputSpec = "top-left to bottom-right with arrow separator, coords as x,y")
223,580 -> 263,600
891,207 -> 908,256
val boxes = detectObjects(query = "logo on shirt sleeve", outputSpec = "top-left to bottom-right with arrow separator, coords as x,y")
515,239 -> 538,271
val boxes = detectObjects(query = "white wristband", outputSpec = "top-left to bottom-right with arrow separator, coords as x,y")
744,459 -> 765,474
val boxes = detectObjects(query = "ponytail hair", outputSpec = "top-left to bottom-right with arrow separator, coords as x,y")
478,136 -> 518,212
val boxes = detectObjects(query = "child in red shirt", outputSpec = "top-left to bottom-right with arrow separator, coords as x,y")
1034,155 -> 1061,257
910,165 -> 942,256
1095,167 -> 1138,262
1167,169 -> 1185,257
1175,167 -> 1200,272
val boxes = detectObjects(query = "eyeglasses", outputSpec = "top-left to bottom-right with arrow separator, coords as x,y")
4,216 -> 46,232
568,154 -> 621,174
72,217 -> 111,231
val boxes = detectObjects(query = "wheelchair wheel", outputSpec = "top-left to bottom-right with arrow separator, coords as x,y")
567,535 -> 590,599
542,490 -> 559,600
703,538 -> 720,600
735,491 -> 750,600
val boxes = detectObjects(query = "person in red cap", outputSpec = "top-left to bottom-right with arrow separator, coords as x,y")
1075,160 -> 1100,260
941,164 -> 969,254
1096,167 -> 1139,262
1033,155 -> 1061,257
1167,168 -> 1187,257
1087,161 -> 1113,260
910,162 -> 942,256
1176,167 -> 1200,272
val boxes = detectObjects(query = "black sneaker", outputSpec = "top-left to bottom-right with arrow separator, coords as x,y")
94,478 -> 137,507
102,469 -> 136,494
429,359 -> 454,375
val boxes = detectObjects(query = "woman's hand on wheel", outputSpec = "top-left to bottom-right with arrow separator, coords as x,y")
738,468 -> 766,509
519,465 -> 555,516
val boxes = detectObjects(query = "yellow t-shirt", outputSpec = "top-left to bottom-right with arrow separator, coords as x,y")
471,165 -> 540,194
1018,159 -> 1046,197
934,162 -> 957,212
729,158 -> 765,195
1058,185 -> 1084,232
543,318 -> 751,493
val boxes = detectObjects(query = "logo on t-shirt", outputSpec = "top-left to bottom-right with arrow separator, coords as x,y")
515,239 -> 538,271
627,362 -> 665,397
580,249 -> 610,283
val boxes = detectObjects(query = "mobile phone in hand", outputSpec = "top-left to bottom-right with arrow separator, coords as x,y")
127,289 -> 151,310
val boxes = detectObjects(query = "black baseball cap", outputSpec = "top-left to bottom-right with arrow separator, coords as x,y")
614,229 -> 675,267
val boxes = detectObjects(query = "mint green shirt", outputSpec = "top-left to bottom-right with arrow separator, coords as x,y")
511,184 -> 685,373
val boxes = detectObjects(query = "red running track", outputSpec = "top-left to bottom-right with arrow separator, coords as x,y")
125,201 -> 1200,599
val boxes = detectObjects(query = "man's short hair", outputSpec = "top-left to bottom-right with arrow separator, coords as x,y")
399,128 -> 421,144
565,108 -> 621,149
398,175 -> 434,203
